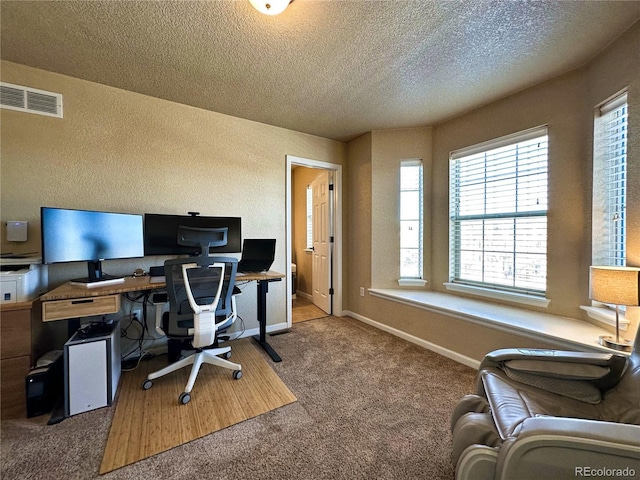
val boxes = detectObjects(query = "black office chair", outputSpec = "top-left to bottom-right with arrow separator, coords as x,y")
142,227 -> 242,405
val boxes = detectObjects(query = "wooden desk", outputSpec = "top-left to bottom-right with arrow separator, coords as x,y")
40,271 -> 285,361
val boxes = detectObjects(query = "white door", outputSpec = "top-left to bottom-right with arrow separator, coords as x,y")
311,172 -> 331,314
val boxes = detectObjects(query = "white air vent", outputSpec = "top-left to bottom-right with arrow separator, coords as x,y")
1,82 -> 63,118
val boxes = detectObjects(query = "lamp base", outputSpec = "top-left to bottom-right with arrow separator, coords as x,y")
598,335 -> 632,352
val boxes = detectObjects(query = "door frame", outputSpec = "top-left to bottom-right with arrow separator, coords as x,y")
286,155 -> 343,328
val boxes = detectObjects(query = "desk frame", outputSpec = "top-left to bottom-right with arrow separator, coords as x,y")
41,271 -> 285,362
252,277 -> 282,362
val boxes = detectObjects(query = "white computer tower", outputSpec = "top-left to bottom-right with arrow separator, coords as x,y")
64,321 -> 121,417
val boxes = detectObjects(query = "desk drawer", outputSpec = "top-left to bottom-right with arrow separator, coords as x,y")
42,295 -> 121,322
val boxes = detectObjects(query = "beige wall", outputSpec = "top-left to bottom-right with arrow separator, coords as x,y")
432,69 -> 590,318
586,23 -> 640,269
371,127 -> 432,288
346,21 -> 640,360
1,61 -> 346,347
2,21 -> 638,362
346,133 -> 372,312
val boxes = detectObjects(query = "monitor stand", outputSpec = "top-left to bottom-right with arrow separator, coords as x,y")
70,260 -> 125,288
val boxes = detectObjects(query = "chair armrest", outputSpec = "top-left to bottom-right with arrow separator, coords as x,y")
497,417 -> 640,480
518,416 -> 640,446
481,349 -> 627,391
481,349 -> 622,369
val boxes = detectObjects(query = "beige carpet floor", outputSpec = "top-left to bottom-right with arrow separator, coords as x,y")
1,316 -> 477,479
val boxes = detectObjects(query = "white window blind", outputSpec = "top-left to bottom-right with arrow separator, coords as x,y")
400,160 -> 423,278
449,127 -> 548,295
593,92 -> 627,266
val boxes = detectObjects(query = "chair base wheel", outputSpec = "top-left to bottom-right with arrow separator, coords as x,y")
142,379 -> 153,390
179,392 -> 191,404
233,370 -> 242,380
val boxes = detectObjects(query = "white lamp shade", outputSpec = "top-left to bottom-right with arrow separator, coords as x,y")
589,266 -> 640,306
249,0 -> 290,15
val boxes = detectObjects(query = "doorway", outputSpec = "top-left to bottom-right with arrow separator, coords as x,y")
286,156 -> 343,328
292,296 -> 327,323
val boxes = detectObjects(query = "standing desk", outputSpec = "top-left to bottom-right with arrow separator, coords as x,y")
40,271 -> 285,362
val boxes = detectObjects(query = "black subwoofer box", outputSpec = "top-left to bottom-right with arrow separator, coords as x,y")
25,351 -> 64,418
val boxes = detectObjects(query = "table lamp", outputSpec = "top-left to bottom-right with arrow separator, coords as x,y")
589,266 -> 640,351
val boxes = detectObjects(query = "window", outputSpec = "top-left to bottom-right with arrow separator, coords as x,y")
593,92 -> 627,267
449,127 -> 548,296
400,160 -> 423,279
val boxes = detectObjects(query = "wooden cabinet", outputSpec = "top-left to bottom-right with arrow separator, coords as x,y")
0,302 -> 33,419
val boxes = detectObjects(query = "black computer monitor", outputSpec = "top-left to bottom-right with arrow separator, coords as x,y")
143,213 -> 242,256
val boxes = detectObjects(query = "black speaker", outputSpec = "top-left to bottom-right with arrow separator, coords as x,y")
26,351 -> 64,418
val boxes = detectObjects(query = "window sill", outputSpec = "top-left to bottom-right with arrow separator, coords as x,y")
398,278 -> 428,287
580,305 -> 629,331
444,282 -> 550,308
368,288 -> 626,353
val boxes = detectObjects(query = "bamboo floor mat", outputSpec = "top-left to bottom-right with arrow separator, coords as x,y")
100,338 -> 296,474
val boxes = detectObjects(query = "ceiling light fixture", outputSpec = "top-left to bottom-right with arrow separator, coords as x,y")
249,0 -> 291,16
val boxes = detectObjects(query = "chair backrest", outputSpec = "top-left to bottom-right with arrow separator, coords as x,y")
596,324 -> 640,424
162,226 -> 238,338
181,261 -> 225,347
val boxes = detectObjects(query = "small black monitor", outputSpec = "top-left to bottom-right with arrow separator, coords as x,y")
41,207 -> 144,282
144,213 -> 242,256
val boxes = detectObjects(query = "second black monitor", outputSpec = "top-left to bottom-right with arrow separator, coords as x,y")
144,213 -> 242,255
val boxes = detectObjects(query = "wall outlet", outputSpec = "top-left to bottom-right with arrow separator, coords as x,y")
131,309 -> 142,321
360,287 -> 365,297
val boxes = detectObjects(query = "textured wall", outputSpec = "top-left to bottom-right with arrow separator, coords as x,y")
346,133 -> 372,312
432,70 -> 589,319
347,22 -> 640,359
1,61 -> 346,347
2,22 -> 638,362
370,127 -> 432,289
586,23 -> 640,268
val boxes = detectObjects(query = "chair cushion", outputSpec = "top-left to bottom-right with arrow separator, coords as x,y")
504,359 -> 610,380
502,361 -> 604,404
481,369 -> 602,439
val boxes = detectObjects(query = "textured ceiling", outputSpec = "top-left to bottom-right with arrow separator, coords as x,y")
1,1 -> 639,142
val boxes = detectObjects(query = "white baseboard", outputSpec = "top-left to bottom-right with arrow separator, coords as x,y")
344,310 -> 480,370
295,291 -> 312,301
